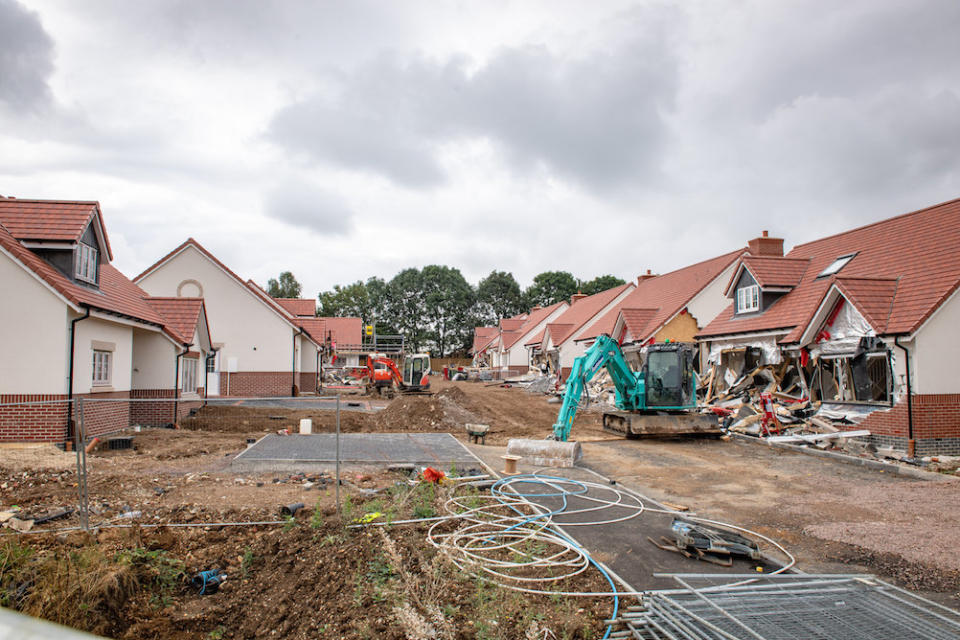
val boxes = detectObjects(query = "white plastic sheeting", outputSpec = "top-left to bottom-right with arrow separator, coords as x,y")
707,335 -> 783,365
808,300 -> 875,359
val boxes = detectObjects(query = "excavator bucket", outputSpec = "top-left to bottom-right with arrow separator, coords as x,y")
505,438 -> 582,468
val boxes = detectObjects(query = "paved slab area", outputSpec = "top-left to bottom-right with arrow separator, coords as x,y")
232,432 -> 478,472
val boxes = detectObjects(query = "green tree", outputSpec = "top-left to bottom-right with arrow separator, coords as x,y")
474,270 -> 527,324
579,274 -> 627,296
267,271 -> 302,298
525,271 -> 578,307
420,265 -> 476,357
387,268 -> 429,352
318,280 -> 370,318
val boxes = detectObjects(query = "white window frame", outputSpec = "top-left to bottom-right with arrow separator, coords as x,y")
92,350 -> 111,386
737,284 -> 760,313
75,243 -> 98,284
182,357 -> 198,393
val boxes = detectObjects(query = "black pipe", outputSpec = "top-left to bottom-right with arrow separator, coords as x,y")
894,337 -> 915,455
173,345 -> 190,427
66,306 -> 91,442
292,327 -> 304,396
315,348 -> 321,394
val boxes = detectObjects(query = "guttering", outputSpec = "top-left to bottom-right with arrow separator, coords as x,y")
292,327 -> 304,396
173,344 -> 190,427
66,306 -> 92,441
893,336 -> 915,457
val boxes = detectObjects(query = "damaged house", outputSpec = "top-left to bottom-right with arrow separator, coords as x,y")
697,198 -> 960,455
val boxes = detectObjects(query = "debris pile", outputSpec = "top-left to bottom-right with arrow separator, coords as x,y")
699,352 -> 878,454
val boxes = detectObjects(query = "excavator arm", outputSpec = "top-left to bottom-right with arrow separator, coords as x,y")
552,334 -> 645,441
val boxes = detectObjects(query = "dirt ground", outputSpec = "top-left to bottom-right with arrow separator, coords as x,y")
2,375 -> 959,638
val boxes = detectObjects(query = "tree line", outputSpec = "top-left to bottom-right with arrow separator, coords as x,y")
269,269 -> 625,357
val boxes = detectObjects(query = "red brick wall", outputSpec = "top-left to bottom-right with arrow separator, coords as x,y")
0,395 -> 69,442
130,389 -> 176,427
858,393 -> 960,440
78,391 -> 131,438
300,372 -> 318,393
219,371 -> 297,397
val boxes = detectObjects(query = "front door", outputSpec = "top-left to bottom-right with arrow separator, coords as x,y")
206,352 -> 220,396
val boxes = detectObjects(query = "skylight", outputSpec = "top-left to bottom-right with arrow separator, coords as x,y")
818,252 -> 857,278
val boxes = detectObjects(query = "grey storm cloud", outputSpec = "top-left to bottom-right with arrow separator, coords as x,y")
264,182 -> 354,236
268,8 -> 681,190
0,0 -> 54,112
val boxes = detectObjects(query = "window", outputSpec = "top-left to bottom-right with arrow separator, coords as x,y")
75,243 -> 98,284
182,358 -> 198,393
818,253 -> 857,278
92,350 -> 111,386
737,284 -> 760,313
206,354 -> 217,373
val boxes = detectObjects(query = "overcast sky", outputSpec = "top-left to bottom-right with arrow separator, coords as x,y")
2,0 -> 959,298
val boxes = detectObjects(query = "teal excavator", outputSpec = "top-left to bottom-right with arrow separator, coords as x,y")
508,334 -> 719,465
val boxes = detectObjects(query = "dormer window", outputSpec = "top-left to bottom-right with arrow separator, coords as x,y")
818,252 -> 857,278
76,243 -> 98,284
737,284 -> 759,313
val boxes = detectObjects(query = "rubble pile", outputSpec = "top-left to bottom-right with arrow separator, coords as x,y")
698,353 -> 879,455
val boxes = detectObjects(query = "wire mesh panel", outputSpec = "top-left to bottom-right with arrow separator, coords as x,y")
617,575 -> 960,640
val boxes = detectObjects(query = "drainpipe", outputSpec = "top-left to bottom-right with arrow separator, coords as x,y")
292,328 -> 304,397
66,306 -> 91,443
173,344 -> 190,427
315,348 -> 321,394
893,337 -> 915,457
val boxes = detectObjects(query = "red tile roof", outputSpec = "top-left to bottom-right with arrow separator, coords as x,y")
0,198 -> 113,260
546,322 -> 576,346
731,255 -> 810,290
472,327 -> 498,354
0,221 -> 187,342
699,197 -> 960,342
318,317 -> 363,348
579,249 -> 744,343
543,284 -> 633,347
501,301 -> 567,350
146,297 -> 206,344
524,327 -> 546,347
292,317 -> 326,344
275,298 -> 316,317
620,307 -> 660,340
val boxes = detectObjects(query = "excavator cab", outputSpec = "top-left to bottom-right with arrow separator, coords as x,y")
402,353 -> 431,391
642,343 -> 696,408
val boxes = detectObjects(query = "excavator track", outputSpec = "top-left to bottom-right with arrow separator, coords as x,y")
603,411 -> 721,438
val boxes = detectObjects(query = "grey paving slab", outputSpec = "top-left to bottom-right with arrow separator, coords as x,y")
231,432 -> 478,472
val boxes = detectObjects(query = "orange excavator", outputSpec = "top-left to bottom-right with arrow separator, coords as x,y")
361,353 -> 432,397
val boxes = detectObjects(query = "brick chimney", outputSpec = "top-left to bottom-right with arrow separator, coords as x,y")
570,291 -> 587,305
531,305 -> 542,312
637,269 -> 656,284
748,230 -> 784,257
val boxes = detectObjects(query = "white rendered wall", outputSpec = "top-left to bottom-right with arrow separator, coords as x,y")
0,252 -> 70,394
137,245 -> 294,372
912,290 -> 960,394
687,261 -> 739,330
73,317 -> 133,394
131,329 -> 176,390
505,305 -> 568,368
